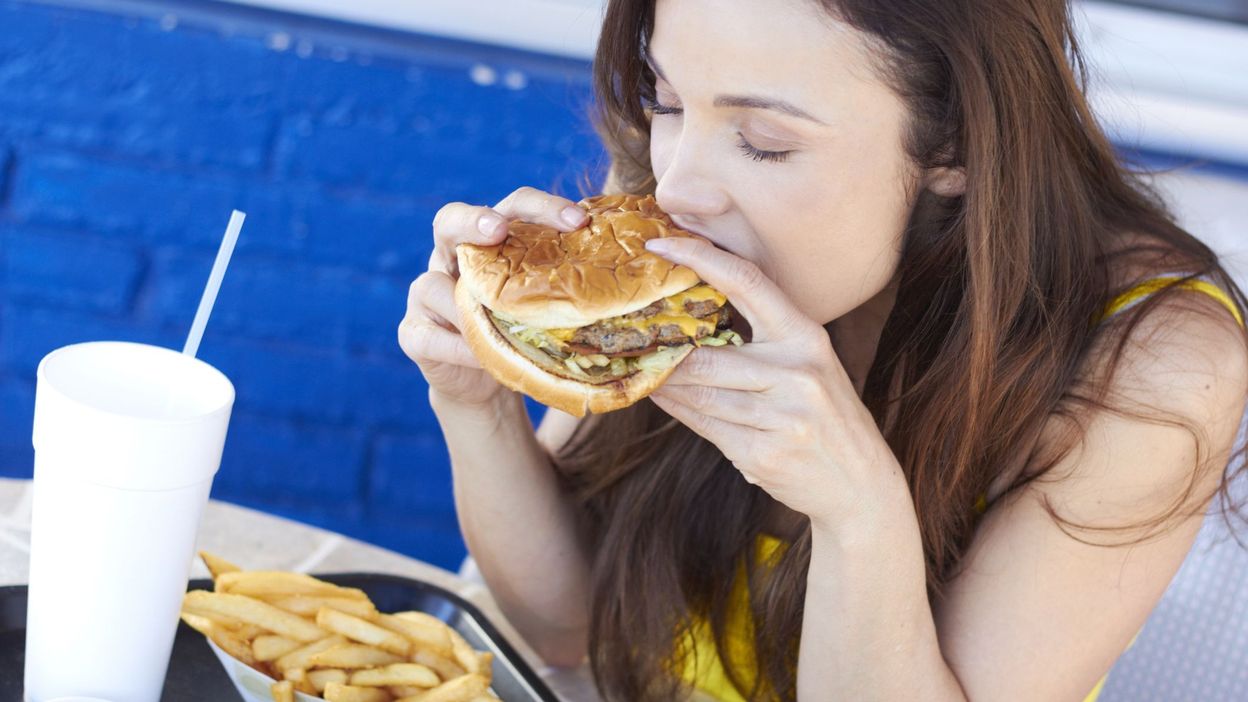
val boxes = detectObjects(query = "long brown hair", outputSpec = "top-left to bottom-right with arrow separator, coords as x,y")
554,1 -> 1248,700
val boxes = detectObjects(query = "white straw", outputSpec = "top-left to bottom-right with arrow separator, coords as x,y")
183,210 -> 246,358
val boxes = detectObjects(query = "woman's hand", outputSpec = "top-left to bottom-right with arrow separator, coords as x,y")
398,187 -> 590,410
644,237 -> 905,527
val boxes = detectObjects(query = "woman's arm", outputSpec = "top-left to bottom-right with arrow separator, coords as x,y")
402,184 -> 600,667
798,296 -> 1248,701
434,390 -> 592,667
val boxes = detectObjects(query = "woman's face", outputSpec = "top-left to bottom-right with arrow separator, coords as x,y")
648,0 -> 919,324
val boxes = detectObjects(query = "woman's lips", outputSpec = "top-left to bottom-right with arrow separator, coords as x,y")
669,217 -> 744,258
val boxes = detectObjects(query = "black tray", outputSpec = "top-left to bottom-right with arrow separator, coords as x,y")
0,572 -> 559,702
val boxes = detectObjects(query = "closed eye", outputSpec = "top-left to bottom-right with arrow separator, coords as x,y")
643,100 -> 794,164
643,99 -> 683,116
736,136 -> 792,163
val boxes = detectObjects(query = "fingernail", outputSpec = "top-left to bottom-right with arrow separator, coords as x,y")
478,213 -> 504,238
645,238 -> 670,253
561,206 -> 586,227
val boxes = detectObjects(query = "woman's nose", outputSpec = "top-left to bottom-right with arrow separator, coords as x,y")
653,137 -> 731,221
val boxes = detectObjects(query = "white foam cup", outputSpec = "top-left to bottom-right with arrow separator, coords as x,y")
23,342 -> 234,702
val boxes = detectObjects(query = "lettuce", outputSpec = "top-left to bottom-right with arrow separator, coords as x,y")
636,344 -> 693,373
694,329 -> 743,348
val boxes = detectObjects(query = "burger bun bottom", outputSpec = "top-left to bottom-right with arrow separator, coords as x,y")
455,280 -> 692,417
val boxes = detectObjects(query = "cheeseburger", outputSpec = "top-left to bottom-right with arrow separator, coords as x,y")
455,193 -> 743,417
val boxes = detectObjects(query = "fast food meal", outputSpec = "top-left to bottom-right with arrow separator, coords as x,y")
180,552 -> 500,702
455,193 -> 743,416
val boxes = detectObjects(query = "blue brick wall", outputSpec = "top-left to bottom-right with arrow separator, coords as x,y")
0,0 -> 607,570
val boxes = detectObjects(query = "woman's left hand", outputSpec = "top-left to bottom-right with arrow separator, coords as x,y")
645,237 -> 904,527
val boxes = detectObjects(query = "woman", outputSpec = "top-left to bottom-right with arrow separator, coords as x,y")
399,0 -> 1248,699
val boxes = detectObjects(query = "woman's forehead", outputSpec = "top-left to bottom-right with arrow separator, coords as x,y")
648,0 -> 886,106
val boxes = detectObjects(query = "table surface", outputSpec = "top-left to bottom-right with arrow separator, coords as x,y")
0,477 -> 603,702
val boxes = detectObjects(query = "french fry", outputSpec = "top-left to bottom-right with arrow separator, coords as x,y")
475,653 -> 494,680
309,668 -> 350,693
282,667 -> 318,696
199,551 -> 242,579
234,623 -> 268,640
253,634 -> 303,662
411,649 -> 465,682
445,629 -> 480,675
184,608 -> 247,630
393,612 -> 451,632
183,612 -> 261,669
393,611 -> 446,624
183,607 -> 263,640
349,663 -> 439,688
181,554 -> 502,702
376,613 -> 453,657
182,607 -> 260,639
183,591 -> 328,642
217,571 -> 369,600
271,680 -> 295,702
266,594 -> 379,620
179,611 -> 216,637
209,627 -> 260,669
310,643 -> 405,668
394,674 -> 488,702
274,635 -> 348,675
317,607 -> 411,656
323,682 -> 392,702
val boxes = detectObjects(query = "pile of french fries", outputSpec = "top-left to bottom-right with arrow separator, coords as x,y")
180,552 -> 500,702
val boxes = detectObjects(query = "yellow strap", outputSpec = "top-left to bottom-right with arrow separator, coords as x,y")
1101,276 -> 1244,328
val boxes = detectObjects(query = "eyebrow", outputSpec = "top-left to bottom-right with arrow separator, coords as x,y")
644,52 -> 828,125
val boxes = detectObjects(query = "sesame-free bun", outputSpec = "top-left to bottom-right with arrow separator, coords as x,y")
456,193 -> 704,329
454,279 -> 693,417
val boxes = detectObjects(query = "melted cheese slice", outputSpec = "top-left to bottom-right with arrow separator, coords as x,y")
546,284 -> 725,342
665,284 -> 727,309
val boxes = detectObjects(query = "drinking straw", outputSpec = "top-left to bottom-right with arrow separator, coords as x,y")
182,210 -> 246,359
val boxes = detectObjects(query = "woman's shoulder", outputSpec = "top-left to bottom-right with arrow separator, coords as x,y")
996,288 -> 1246,500
995,233 -> 1248,510
1093,232 -> 1247,412
1095,285 -> 1247,417
986,267 -> 1247,545
1077,232 -> 1244,422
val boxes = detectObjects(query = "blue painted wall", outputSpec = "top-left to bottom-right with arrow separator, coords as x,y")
0,0 -> 607,570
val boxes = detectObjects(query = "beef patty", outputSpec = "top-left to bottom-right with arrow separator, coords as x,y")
567,303 -> 730,356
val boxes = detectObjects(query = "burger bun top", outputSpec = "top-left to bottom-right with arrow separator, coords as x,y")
455,193 -> 705,329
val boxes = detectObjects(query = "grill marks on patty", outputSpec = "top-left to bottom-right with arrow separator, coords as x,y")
569,325 -> 653,355
621,299 -> 666,320
568,302 -> 731,356
683,299 -> 722,320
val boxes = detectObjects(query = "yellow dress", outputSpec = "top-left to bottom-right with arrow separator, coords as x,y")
681,276 -> 1244,701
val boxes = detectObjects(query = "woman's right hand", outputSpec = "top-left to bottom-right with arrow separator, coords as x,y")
398,187 -> 591,410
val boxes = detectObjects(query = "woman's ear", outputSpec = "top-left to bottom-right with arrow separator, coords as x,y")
925,165 -> 966,197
